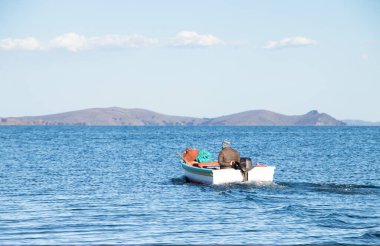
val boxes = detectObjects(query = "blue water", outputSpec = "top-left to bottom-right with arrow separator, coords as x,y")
0,126 -> 379,244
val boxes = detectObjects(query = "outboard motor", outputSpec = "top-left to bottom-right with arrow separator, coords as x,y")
239,157 -> 253,171
238,157 -> 253,182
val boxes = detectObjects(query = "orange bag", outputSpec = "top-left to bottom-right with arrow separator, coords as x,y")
182,148 -> 199,163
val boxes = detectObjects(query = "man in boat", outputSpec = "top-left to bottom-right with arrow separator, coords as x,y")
218,139 -> 240,169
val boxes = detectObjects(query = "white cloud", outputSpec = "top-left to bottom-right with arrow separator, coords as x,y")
0,33 -> 159,52
50,33 -> 159,51
89,34 -> 159,49
0,37 -> 42,51
50,33 -> 87,52
264,36 -> 317,49
171,31 -> 224,47
0,32 -> 229,51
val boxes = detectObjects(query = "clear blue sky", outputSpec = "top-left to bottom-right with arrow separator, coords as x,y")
1,0 -> 379,121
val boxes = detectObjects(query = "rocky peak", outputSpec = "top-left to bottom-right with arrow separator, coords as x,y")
307,110 -> 319,115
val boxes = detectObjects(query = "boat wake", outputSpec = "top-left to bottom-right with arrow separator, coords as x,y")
169,176 -> 188,185
169,177 -> 379,196
276,181 -> 380,195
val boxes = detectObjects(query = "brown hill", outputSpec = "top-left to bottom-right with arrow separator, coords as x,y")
203,110 -> 346,126
0,107 -> 203,126
0,107 -> 345,126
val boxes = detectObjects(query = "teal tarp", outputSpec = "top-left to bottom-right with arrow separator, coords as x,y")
196,149 -> 214,163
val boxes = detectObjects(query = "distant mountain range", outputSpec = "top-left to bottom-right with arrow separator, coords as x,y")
0,107 -> 347,126
342,120 -> 380,126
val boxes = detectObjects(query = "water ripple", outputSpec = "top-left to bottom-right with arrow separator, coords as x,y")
0,126 -> 379,244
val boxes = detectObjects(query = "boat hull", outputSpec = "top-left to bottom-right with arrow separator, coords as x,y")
182,163 -> 275,185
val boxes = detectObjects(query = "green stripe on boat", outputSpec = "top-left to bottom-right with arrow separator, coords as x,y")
181,163 -> 213,177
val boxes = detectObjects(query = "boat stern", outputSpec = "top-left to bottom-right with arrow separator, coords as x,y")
248,166 -> 275,182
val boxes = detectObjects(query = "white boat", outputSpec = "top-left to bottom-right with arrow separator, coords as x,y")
181,162 -> 276,185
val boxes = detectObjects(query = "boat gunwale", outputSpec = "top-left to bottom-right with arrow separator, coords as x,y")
181,163 -> 213,177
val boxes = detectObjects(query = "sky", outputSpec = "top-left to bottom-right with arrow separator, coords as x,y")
1,0 -> 379,121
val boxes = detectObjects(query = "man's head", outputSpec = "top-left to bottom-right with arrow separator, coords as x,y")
222,139 -> 231,149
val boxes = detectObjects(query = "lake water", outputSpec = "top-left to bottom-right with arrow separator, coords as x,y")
0,126 -> 379,244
